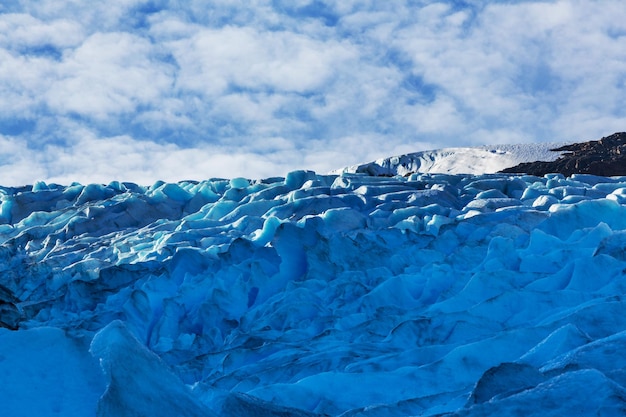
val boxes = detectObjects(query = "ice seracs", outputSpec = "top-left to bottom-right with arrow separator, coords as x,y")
1,169 -> 626,415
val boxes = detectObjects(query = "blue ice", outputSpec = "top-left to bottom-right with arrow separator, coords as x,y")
1,172 -> 626,415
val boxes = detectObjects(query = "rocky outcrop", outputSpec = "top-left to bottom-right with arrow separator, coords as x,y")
501,132 -> 626,176
0,284 -> 20,330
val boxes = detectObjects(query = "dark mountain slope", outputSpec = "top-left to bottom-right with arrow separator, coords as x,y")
501,132 -> 626,176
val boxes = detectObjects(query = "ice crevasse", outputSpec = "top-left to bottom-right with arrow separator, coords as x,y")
1,171 -> 626,416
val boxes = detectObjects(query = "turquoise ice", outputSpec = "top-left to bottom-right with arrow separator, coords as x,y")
1,172 -> 626,415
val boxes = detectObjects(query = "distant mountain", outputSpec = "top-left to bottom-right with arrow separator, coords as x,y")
336,132 -> 626,177
502,132 -> 626,176
334,142 -> 568,176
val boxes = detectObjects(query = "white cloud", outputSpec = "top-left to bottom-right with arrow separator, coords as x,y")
45,32 -> 174,119
385,0 -> 626,142
0,135 -> 49,185
170,25 -> 357,96
0,50 -> 49,115
0,13 -> 84,50
1,0 -> 626,184
0,127 -> 433,186
38,134 -> 302,186
16,0 -> 153,31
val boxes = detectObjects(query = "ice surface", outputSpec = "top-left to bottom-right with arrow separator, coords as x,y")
0,327 -> 104,416
90,320 -> 216,417
1,171 -> 626,415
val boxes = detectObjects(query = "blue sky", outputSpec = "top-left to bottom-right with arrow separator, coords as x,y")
1,0 -> 625,185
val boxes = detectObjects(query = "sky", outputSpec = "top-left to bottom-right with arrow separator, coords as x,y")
1,0 -> 625,185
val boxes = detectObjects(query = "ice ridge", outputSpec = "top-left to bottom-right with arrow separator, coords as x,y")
1,171 -> 626,415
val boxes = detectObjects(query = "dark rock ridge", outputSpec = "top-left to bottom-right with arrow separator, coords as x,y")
501,132 -> 626,176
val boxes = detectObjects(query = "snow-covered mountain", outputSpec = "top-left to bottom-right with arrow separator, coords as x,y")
2,142 -> 626,416
334,142 -> 568,176
337,132 -> 626,177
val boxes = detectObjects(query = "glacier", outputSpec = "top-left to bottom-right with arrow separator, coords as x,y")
1,171 -> 626,416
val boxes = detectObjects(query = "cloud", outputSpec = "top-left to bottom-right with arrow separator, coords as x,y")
0,132 -> 278,186
168,24 -> 358,98
49,137 -> 307,186
1,0 -> 626,184
387,0 -> 626,142
45,31 -> 174,120
0,13 -> 84,52
0,135 -> 49,185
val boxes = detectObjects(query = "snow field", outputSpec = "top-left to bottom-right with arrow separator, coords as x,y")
1,171 -> 626,415
336,142 -> 568,176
